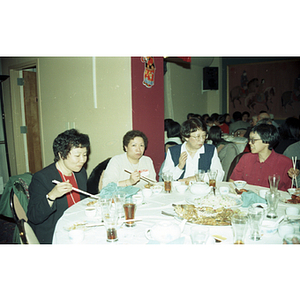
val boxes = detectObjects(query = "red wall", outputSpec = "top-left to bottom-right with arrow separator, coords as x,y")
131,57 -> 165,178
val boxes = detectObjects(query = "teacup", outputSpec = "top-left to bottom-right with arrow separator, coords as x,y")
151,185 -> 163,194
142,188 -> 152,198
219,186 -> 229,195
85,207 -> 96,218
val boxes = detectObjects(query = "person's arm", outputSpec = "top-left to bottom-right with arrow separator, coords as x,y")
162,149 -> 184,180
210,148 -> 225,181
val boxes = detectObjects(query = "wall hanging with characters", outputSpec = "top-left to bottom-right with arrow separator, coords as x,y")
141,57 -> 155,88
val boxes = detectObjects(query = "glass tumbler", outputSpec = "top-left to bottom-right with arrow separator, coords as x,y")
265,191 -> 280,219
248,206 -> 264,241
268,174 -> 280,193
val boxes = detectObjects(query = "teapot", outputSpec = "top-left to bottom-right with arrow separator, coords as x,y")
145,220 -> 186,243
189,182 -> 212,195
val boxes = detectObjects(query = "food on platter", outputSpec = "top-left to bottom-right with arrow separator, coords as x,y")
87,200 -> 98,206
144,183 -> 154,189
188,194 -> 242,209
287,194 -> 300,204
66,222 -> 86,231
235,188 -> 248,195
173,204 -> 240,226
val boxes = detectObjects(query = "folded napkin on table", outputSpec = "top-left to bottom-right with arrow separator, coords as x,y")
241,191 -> 267,207
99,182 -> 139,199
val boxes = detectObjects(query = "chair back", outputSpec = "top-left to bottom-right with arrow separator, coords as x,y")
234,128 -> 247,137
226,152 -> 247,181
10,189 -> 28,223
19,219 -> 40,244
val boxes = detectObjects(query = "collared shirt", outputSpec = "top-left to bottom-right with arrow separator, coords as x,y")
163,142 -> 224,181
230,150 -> 292,191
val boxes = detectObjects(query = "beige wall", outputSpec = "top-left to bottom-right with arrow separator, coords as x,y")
164,57 -> 222,125
2,57 -> 132,176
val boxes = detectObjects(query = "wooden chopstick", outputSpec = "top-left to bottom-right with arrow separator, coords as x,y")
124,169 -> 156,184
292,156 -> 298,188
52,180 -> 99,199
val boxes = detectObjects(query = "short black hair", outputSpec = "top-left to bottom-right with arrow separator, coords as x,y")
251,123 -> 280,150
232,111 -> 242,121
53,129 -> 90,162
181,118 -> 207,139
122,130 -> 148,151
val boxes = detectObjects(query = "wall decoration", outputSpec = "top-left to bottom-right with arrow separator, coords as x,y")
228,59 -> 300,119
141,57 -> 155,88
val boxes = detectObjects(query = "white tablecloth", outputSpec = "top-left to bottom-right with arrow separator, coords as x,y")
52,182 -> 298,245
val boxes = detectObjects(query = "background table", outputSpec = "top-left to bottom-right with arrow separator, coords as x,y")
52,182 -> 297,245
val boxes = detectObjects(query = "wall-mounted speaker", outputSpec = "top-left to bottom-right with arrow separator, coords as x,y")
203,67 -> 218,90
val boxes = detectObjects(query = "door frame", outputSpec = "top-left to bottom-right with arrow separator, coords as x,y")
6,59 -> 43,175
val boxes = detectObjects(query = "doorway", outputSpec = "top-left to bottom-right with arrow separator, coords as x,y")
8,63 -> 42,176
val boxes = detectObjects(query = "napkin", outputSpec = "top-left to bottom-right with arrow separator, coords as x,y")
99,182 -> 140,199
241,191 -> 267,207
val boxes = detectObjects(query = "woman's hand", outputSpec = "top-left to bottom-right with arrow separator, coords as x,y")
178,151 -> 188,170
129,170 -> 141,185
48,180 -> 73,201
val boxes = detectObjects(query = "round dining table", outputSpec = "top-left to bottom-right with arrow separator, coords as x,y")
52,182 -> 298,245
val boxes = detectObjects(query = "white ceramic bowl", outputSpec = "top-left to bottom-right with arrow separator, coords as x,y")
219,186 -> 229,195
261,220 -> 278,235
69,229 -> 84,243
286,207 -> 299,215
151,185 -> 163,194
278,223 -> 295,238
142,188 -> 152,198
288,188 -> 297,196
85,207 -> 96,218
172,181 -> 181,188
132,194 -> 143,205
234,180 -> 247,189
176,184 -> 188,194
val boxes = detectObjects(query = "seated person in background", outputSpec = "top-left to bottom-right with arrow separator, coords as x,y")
229,123 -> 292,191
162,118 -> 224,183
241,111 -> 250,123
208,126 -> 239,180
224,113 -> 232,126
27,129 -> 90,244
214,114 -> 229,134
165,120 -> 182,147
229,111 -> 251,135
102,130 -> 156,189
258,111 -> 280,128
205,117 -> 214,132
274,117 -> 300,154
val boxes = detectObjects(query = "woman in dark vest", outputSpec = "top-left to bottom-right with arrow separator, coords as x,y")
162,118 -> 224,183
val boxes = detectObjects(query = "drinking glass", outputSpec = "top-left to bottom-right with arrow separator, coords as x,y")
231,214 -> 248,244
207,170 -> 217,187
99,197 -> 112,222
265,191 -> 280,219
248,206 -> 264,241
190,226 -> 210,244
268,174 -> 280,193
123,197 -> 137,227
102,207 -> 119,242
162,172 -> 172,193
195,170 -> 205,182
113,191 -> 126,218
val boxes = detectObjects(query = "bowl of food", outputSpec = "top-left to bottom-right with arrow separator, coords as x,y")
261,220 -> 278,235
288,188 -> 297,196
233,180 -> 247,189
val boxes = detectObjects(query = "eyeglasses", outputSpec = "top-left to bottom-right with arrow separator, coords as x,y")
249,138 -> 262,144
190,135 -> 207,141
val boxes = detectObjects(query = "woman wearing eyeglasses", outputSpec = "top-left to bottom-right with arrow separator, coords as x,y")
162,118 -> 224,183
229,123 -> 293,190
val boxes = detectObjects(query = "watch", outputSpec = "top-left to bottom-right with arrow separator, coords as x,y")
46,194 -> 55,202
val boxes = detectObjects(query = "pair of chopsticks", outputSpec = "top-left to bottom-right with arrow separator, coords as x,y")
124,169 -> 156,184
52,180 -> 99,199
291,156 -> 298,188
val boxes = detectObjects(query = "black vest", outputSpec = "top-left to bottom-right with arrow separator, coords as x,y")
169,143 -> 215,179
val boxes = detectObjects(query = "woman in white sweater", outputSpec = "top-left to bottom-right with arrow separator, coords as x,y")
101,130 -> 156,189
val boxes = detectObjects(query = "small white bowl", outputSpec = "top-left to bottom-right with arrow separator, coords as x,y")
234,180 -> 247,189
278,224 -> 295,238
219,186 -> 229,195
261,220 -> 278,235
85,207 -> 96,218
69,229 -> 85,243
176,184 -> 188,194
172,181 -> 181,188
142,188 -> 152,198
288,188 -> 297,196
151,185 -> 163,194
286,207 -> 299,215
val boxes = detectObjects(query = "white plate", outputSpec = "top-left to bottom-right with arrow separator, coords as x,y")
185,193 -> 242,209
